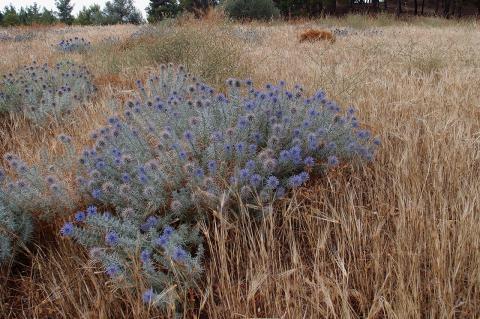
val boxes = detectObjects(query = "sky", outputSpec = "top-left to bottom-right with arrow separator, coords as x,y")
1,0 -> 150,17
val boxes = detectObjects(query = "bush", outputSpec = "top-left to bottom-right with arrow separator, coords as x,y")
57,37 -> 92,53
224,0 -> 280,21
60,64 -> 378,308
0,136 -> 76,263
0,198 -> 33,263
0,61 -> 96,124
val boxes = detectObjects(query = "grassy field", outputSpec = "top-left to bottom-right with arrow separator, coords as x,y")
0,13 -> 479,318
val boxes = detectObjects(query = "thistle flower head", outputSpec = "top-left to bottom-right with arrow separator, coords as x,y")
105,231 -> 119,246
60,222 -> 74,236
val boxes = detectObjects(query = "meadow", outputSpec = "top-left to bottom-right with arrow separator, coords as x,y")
0,13 -> 479,318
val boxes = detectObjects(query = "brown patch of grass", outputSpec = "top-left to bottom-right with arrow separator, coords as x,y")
299,29 -> 336,43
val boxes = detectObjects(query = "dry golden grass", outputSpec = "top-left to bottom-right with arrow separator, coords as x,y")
1,15 -> 479,318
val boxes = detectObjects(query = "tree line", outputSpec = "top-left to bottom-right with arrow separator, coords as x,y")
1,0 -> 479,27
0,0 -> 143,26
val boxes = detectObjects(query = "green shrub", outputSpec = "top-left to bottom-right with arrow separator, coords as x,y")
224,0 -> 280,21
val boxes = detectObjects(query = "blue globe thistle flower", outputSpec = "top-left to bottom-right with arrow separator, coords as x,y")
207,160 -> 217,174
315,90 -> 325,100
211,131 -> 223,143
178,150 -> 187,161
347,106 -> 356,115
249,174 -> 262,188
95,161 -> 106,170
266,176 -> 280,189
87,205 -> 97,216
142,289 -> 154,304
327,142 -> 336,150
183,130 -> 194,141
244,101 -> 255,111
138,173 -> 148,184
357,130 -> 371,139
111,148 -> 121,158
288,174 -> 304,188
92,189 -> 101,199
328,155 -> 339,167
245,160 -> 256,170
121,173 -> 131,183
146,216 -> 158,227
140,249 -> 151,263
299,171 -> 309,183
236,142 -> 245,155
194,167 -> 204,179
173,247 -> 188,262
237,117 -> 248,129
276,186 -> 286,198
307,133 -> 317,150
105,231 -> 119,246
75,211 -> 86,222
279,150 -> 290,163
317,127 -> 327,136
289,146 -> 302,164
239,168 -> 250,181
163,226 -> 174,237
106,264 -> 120,278
60,222 -> 74,236
304,157 -> 315,166
248,144 -> 257,155
156,234 -> 169,248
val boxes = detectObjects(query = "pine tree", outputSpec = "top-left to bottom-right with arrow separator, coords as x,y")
1,5 -> 19,26
55,0 -> 74,25
104,0 -> 144,24
147,0 -> 181,22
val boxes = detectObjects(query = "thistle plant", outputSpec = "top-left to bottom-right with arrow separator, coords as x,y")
0,198 -> 33,263
0,136 -> 75,263
56,37 -> 92,53
64,64 -> 379,308
0,61 -> 96,124
62,205 -> 204,310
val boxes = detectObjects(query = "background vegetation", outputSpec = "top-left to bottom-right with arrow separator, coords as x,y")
0,0 -> 479,27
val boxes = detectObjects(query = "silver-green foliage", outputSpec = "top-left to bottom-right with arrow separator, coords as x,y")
0,137 -> 75,263
57,37 -> 92,53
64,64 -> 379,307
0,60 -> 96,124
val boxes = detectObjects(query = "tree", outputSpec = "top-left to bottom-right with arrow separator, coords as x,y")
224,0 -> 280,20
77,4 -> 105,25
180,0 -> 216,16
2,5 -> 19,26
147,0 -> 181,22
396,0 -> 402,16
104,0 -> 144,24
55,0 -> 74,24
40,8 -> 57,24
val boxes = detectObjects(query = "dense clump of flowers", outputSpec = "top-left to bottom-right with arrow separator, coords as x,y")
62,205 -> 204,310
56,37 -> 92,53
0,198 -> 33,263
0,149 -> 74,216
0,60 -> 96,124
65,64 -> 379,307
0,136 -> 75,263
